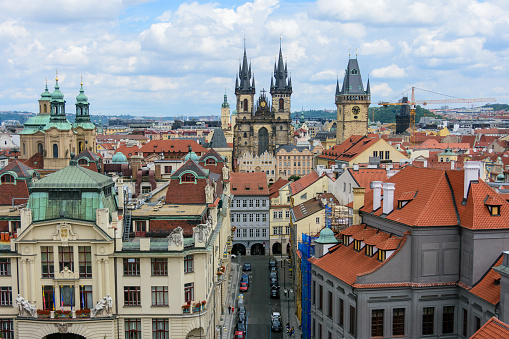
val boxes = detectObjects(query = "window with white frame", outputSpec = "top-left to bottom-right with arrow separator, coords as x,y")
286,226 -> 290,234
262,229 -> 267,237
286,210 -> 290,218
249,214 -> 254,222
243,214 -> 247,222
273,211 -> 278,219
256,214 -> 260,222
236,214 -> 240,223
236,229 -> 241,238
278,211 -> 283,219
236,200 -> 240,208
249,200 -> 253,208
262,200 -> 266,207
249,229 -> 254,237
242,229 -> 247,237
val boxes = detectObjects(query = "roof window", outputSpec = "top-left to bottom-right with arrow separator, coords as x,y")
485,196 -> 501,216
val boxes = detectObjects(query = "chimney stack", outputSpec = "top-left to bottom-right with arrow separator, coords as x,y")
382,182 -> 396,215
372,181 -> 382,211
352,187 -> 365,225
463,161 -> 481,200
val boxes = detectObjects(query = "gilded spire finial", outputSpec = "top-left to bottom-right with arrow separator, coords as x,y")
349,49 -> 351,58
55,69 -> 58,81
356,48 -> 358,58
81,74 -> 83,86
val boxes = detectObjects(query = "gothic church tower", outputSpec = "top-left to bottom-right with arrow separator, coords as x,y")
335,57 -> 371,144
270,42 -> 292,120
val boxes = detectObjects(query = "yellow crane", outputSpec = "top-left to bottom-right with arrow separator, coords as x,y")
378,86 -> 496,129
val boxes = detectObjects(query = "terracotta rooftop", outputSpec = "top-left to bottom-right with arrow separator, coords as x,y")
318,135 -> 380,161
468,255 -> 503,305
313,224 -> 405,286
470,317 -> 509,339
230,172 -> 269,196
349,168 -> 387,191
289,171 -> 320,195
139,140 -> 207,155
269,178 -> 290,199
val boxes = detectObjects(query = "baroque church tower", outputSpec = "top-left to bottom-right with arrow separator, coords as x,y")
335,57 -> 371,144
233,43 -> 293,160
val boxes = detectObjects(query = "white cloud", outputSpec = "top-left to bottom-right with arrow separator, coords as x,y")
360,39 -> 393,55
371,83 -> 393,97
46,45 -> 89,66
371,64 -> 406,78
310,70 -> 337,81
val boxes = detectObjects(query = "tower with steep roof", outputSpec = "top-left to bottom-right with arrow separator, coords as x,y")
221,91 -> 230,129
335,57 -> 371,143
38,80 -> 51,114
270,40 -> 292,121
235,42 -> 256,121
74,80 -> 97,154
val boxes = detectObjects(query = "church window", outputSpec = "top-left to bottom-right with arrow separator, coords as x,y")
1,175 -> 14,184
37,143 -> 43,154
22,143 -> 25,155
181,173 -> 195,183
243,99 -> 248,112
243,132 -> 247,138
206,158 -> 216,165
43,104 -> 47,113
279,98 -> 284,111
351,69 -> 358,75
53,144 -> 58,158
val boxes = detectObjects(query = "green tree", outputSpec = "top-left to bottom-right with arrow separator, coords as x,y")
288,175 -> 301,181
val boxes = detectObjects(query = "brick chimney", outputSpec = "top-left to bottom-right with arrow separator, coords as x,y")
372,181 -> 382,211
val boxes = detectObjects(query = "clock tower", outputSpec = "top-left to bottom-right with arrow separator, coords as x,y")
335,57 -> 371,144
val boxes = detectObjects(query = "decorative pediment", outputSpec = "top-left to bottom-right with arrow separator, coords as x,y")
55,266 -> 78,280
52,222 -> 78,245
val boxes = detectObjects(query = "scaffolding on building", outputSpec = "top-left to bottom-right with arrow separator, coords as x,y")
322,198 -> 352,232
299,233 -> 316,339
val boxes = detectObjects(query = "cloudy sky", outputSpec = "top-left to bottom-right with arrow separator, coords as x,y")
0,0 -> 507,117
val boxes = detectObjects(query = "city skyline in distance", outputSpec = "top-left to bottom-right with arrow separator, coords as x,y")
0,0 -> 507,117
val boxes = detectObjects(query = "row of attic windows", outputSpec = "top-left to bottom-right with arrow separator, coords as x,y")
342,234 -> 388,262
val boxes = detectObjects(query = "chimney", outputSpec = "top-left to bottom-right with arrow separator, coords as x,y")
451,160 -> 455,170
463,161 -> 481,200
353,164 -> 359,171
424,159 -> 428,168
352,187 -> 365,225
372,181 -> 382,211
382,182 -> 396,214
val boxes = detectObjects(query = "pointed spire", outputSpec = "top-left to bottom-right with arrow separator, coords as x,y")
366,77 -> 371,95
335,77 -> 340,96
270,75 -> 274,89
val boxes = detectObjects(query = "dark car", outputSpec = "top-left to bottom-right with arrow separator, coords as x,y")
236,321 -> 247,332
270,287 -> 280,299
269,258 -> 277,268
269,266 -> 277,272
271,318 -> 283,332
243,263 -> 251,271
270,277 -> 278,285
269,271 -> 278,280
241,273 -> 249,286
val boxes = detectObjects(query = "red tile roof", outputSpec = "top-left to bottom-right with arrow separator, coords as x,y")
114,145 -> 141,158
470,317 -> 509,339
269,178 -> 290,199
318,135 -> 380,161
313,224 -> 406,285
468,255 -> 503,305
413,139 -> 470,150
349,168 -> 387,191
148,219 -> 199,237
289,171 -> 320,195
0,181 -> 29,206
292,194 -> 338,221
230,172 -> 268,196
139,140 -> 207,156
22,153 -> 44,169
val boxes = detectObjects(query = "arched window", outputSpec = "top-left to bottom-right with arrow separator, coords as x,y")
79,142 -> 83,153
181,173 -> 195,182
243,132 -> 247,138
37,143 -> 43,154
243,99 -> 248,112
78,159 -> 88,165
206,158 -> 216,165
22,143 -> 25,155
1,174 -> 14,183
53,144 -> 58,158
43,104 -> 47,113
279,98 -> 284,111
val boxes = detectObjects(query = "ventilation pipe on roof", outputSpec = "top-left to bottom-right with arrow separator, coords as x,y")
464,161 -> 481,200
451,160 -> 455,170
382,182 -> 395,214
372,181 -> 382,211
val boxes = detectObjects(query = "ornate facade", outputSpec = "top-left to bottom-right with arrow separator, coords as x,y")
19,76 -> 97,170
233,44 -> 293,160
335,57 -> 371,144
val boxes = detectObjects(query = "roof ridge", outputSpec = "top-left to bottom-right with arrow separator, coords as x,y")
413,170 -> 448,226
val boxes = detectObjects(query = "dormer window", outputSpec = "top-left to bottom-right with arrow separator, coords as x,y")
205,158 -> 216,165
378,250 -> 386,261
78,159 -> 88,165
181,173 -> 195,183
366,245 -> 374,257
1,174 -> 14,183
397,191 -> 417,209
485,196 -> 501,216
353,240 -> 361,251
342,235 -> 350,245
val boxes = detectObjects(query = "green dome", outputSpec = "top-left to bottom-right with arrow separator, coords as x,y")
76,83 -> 88,104
112,152 -> 128,164
315,228 -> 338,244
497,172 -> 505,182
51,79 -> 65,102
184,145 -> 199,162
40,83 -> 51,100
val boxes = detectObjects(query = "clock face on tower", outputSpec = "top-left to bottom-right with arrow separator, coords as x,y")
352,106 -> 360,119
261,100 -> 266,108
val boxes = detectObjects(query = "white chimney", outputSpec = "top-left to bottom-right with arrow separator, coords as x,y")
464,161 -> 481,200
424,160 -> 428,168
353,164 -> 359,171
451,160 -> 455,170
382,182 -> 396,214
372,181 -> 382,211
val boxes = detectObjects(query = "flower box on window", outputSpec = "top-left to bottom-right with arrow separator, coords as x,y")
76,308 -> 90,318
182,305 -> 190,313
55,310 -> 72,318
37,309 -> 51,318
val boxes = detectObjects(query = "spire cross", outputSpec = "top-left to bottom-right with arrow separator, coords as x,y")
260,89 -> 267,96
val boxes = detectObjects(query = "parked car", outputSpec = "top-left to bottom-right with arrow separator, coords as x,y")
243,263 -> 251,271
236,321 -> 247,332
234,330 -> 245,339
271,313 -> 283,332
269,266 -> 277,272
270,277 -> 278,285
241,273 -> 249,286
238,311 -> 246,323
269,258 -> 277,268
269,271 -> 278,280
270,287 -> 280,299
240,282 -> 248,292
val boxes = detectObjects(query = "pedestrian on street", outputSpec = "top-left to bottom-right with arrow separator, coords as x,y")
228,305 -> 231,314
232,307 -> 234,314
291,327 -> 295,337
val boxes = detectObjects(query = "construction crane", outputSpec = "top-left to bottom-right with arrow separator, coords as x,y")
378,86 -> 496,129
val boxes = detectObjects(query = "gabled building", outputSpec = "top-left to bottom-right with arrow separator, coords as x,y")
330,167 -> 388,205
306,163 -> 509,339
269,178 -> 291,255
